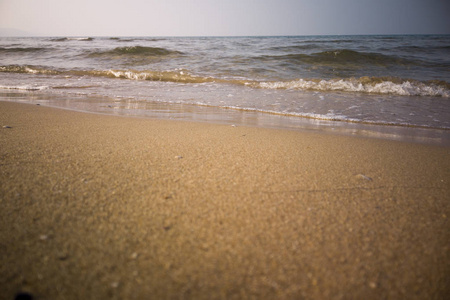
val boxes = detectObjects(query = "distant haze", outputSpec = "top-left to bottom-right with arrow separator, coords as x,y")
1,0 -> 449,36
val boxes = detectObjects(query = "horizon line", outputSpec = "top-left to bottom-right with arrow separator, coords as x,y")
2,33 -> 450,38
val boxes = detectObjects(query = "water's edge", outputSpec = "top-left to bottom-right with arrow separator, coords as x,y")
2,91 -> 449,146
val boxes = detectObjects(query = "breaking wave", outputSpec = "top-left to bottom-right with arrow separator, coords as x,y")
257,77 -> 450,97
1,64 -> 449,97
0,65 -> 61,75
105,69 -> 215,83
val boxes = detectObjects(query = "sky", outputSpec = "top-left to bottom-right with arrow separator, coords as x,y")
1,0 -> 449,36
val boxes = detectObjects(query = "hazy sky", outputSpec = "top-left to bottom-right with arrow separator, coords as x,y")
1,0 -> 449,36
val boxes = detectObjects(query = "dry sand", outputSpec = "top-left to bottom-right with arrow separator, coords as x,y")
0,101 -> 449,300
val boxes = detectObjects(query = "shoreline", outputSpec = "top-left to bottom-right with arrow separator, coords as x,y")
2,91 -> 450,146
1,101 -> 449,299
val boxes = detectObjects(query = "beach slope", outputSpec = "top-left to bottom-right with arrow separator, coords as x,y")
0,101 -> 449,299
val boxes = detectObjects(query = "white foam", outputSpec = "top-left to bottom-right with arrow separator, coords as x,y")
108,70 -> 146,80
0,85 -> 49,91
216,104 -> 435,128
220,105 -> 353,122
67,37 -> 92,41
258,79 -> 450,97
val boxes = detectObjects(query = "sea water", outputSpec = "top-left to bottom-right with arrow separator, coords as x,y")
1,35 -> 449,143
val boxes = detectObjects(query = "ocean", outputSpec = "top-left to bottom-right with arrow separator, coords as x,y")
1,35 -> 449,144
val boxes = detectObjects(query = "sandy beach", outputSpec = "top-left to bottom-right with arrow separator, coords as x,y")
0,101 -> 449,299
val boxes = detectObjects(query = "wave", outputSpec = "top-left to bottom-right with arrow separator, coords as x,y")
105,69 -> 210,83
257,77 -> 450,97
1,64 -> 448,97
291,39 -> 356,45
89,46 -> 182,58
268,44 -> 321,51
0,84 -> 49,91
177,102 -> 449,129
218,106 -> 404,128
50,37 -> 94,42
109,37 -> 166,42
0,83 -> 102,91
109,70 -> 449,97
0,65 -> 215,83
103,69 -> 207,83
262,49 -> 419,67
0,47 -> 50,53
392,45 -> 450,54
0,65 -> 61,75
315,49 -> 411,65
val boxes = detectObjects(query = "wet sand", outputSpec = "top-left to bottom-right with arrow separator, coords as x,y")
0,101 -> 449,299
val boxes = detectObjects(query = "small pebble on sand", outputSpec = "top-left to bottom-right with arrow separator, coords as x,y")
14,292 -> 34,300
356,174 -> 372,181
